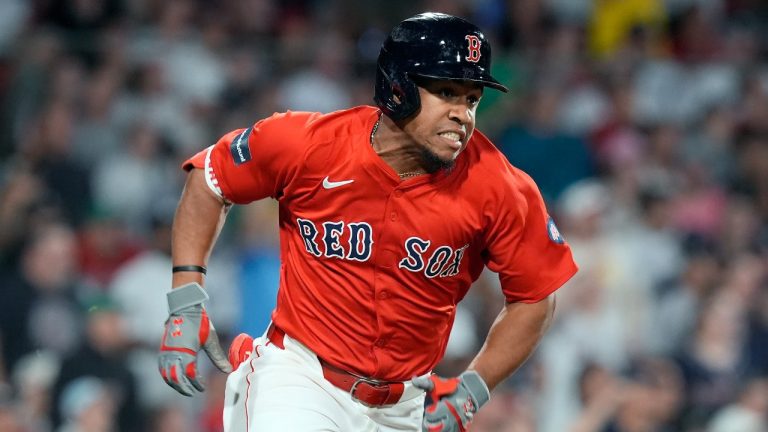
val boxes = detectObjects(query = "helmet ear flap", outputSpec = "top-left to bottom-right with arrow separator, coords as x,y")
391,85 -> 404,106
374,56 -> 421,120
383,74 -> 420,120
395,74 -> 421,119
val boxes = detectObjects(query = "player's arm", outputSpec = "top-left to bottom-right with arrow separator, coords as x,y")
468,293 -> 556,390
172,168 -> 230,287
158,168 -> 233,397
414,295 -> 556,431
462,168 -> 570,388
158,115 -> 312,394
414,170 -> 573,431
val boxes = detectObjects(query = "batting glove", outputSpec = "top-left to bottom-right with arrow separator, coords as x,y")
412,371 -> 490,432
159,282 -> 232,396
228,332 -> 254,370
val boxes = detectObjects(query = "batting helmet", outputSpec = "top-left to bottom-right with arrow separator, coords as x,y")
374,12 -> 508,120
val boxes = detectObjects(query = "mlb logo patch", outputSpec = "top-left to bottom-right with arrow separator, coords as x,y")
547,217 -> 564,244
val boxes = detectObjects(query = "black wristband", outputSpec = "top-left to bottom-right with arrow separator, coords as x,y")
172,265 -> 207,275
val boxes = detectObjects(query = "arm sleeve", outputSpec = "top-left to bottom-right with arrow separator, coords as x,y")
182,112 -> 313,204
482,167 -> 578,303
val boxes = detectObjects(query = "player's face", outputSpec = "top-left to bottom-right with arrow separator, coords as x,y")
404,78 -> 483,170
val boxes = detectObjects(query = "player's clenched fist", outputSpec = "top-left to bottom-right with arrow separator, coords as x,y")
412,371 -> 490,432
159,282 -> 232,396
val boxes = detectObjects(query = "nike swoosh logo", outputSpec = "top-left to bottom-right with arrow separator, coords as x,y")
322,176 -> 354,189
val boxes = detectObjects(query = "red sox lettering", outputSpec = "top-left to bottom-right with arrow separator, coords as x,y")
296,218 -> 468,278
296,218 -> 373,261
399,237 -> 468,278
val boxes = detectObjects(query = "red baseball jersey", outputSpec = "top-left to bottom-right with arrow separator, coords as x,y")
184,106 -> 577,381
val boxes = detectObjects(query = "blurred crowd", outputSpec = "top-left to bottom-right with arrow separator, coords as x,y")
1,0 -> 767,431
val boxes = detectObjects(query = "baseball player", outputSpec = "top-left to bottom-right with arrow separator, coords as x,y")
158,12 -> 577,432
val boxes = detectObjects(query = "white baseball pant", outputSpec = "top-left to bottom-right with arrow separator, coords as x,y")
222,328 -> 426,431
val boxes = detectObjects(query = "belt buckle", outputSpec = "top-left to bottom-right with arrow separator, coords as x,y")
349,376 -> 388,407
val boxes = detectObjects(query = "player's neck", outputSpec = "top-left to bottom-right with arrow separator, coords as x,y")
371,114 -> 429,177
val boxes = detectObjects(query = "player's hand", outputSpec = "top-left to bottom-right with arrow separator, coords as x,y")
412,371 -> 490,432
159,282 -> 232,396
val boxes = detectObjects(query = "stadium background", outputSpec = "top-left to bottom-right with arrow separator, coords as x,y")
1,0 -> 768,431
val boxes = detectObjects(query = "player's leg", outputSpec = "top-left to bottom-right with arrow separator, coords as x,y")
222,336 -> 264,431
365,393 -> 425,432
321,377 -> 425,432
239,352 -> 345,432
224,332 -> 378,432
263,334 -> 427,432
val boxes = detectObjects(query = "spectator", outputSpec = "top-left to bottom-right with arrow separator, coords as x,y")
91,124 -> 177,234
56,376 -> 117,432
0,222 -> 82,376
51,296 -> 141,432
11,350 -> 60,432
676,292 -> 750,429
707,377 -> 768,432
569,363 -> 628,432
0,394 -> 23,432
276,31 -> 353,113
20,99 -> 93,227
0,169 -> 46,270
76,211 -> 144,290
651,238 -> 723,356
588,0 -> 666,59
496,83 -> 594,203
71,64 -> 124,167
146,404 -> 193,432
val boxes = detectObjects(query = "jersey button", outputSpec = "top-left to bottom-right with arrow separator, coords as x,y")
394,190 -> 403,198
379,290 -> 389,299
375,339 -> 387,347
390,212 -> 397,221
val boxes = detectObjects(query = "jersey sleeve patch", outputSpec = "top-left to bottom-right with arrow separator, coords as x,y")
230,127 -> 253,165
546,217 -> 565,244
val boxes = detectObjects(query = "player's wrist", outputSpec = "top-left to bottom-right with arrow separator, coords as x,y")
459,370 -> 491,409
172,264 -> 208,274
167,282 -> 209,314
172,271 -> 206,289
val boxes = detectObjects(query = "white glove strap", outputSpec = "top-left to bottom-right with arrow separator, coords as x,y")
167,282 -> 209,314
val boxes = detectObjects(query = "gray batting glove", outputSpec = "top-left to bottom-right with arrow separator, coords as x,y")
412,371 -> 490,432
158,282 -> 232,396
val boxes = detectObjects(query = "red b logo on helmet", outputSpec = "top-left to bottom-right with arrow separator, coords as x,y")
465,35 -> 481,63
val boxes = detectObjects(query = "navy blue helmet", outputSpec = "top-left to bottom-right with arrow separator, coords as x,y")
374,12 -> 508,120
